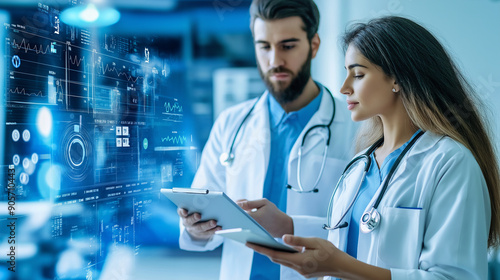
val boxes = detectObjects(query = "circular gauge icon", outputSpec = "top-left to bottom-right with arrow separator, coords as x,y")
13,154 -> 20,166
68,137 -> 85,167
59,121 -> 93,183
23,157 -> 30,169
32,153 -> 39,164
22,129 -> 31,142
20,172 -> 29,185
12,129 -> 20,142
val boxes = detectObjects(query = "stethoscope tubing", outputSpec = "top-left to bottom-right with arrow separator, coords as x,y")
227,97 -> 261,160
324,131 -> 424,231
294,89 -> 335,193
296,144 -> 328,192
222,87 -> 336,194
323,168 -> 369,230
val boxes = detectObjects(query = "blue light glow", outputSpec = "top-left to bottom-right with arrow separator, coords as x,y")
37,162 -> 62,199
80,4 -> 99,22
60,4 -> 120,28
36,107 -> 53,138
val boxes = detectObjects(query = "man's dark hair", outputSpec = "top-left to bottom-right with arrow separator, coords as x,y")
249,0 -> 320,41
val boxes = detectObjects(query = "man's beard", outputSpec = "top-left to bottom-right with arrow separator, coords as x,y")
258,48 -> 312,105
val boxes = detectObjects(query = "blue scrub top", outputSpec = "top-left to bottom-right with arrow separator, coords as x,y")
250,85 -> 323,280
346,129 -> 422,258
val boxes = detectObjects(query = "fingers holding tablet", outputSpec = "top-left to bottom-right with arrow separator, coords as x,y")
177,208 -> 222,241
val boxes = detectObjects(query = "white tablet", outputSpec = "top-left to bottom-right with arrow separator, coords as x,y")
215,228 -> 298,253
161,188 -> 297,252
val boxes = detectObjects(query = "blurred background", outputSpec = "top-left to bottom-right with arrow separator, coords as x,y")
0,0 -> 499,279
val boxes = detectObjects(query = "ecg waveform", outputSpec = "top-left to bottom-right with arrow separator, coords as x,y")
69,54 -> 87,67
11,38 -> 50,54
160,135 -> 188,145
9,87 -> 46,97
9,75 -> 64,103
164,102 -> 183,114
95,60 -> 144,83
68,54 -> 93,76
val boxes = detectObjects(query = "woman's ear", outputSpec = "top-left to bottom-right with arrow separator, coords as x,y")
392,81 -> 400,93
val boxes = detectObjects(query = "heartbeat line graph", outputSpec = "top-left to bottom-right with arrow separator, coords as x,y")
160,135 -> 188,145
9,87 -> 46,97
11,38 -> 50,54
69,54 -> 86,67
95,60 -> 145,84
9,78 -> 64,101
164,102 -> 183,114
69,54 -> 92,74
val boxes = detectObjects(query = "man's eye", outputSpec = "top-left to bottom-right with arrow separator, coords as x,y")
283,45 -> 295,50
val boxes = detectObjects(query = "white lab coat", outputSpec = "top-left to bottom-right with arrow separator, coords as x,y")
326,131 -> 491,280
179,86 -> 357,280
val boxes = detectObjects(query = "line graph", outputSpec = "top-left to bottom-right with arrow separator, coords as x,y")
8,79 -> 64,99
9,87 -> 45,97
69,54 -> 90,69
69,55 -> 83,66
11,38 -> 51,54
160,135 -> 188,145
162,98 -> 184,122
164,102 -> 183,114
95,59 -> 145,84
7,70 -> 65,105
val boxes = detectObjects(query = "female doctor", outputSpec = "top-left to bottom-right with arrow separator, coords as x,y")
247,16 -> 500,279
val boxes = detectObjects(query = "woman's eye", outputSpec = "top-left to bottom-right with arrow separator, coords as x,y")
354,75 -> 364,79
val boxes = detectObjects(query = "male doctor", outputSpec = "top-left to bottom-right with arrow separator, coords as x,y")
177,0 -> 356,279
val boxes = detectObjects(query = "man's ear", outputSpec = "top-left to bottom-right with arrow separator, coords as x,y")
311,33 -> 320,59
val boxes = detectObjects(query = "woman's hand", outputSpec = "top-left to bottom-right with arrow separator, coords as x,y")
246,234 -> 391,280
246,234 -> 344,278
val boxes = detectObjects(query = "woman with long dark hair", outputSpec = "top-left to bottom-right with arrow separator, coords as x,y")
246,16 -> 500,279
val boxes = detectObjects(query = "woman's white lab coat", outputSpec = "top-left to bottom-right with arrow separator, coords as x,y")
179,87 -> 358,280
326,131 -> 491,280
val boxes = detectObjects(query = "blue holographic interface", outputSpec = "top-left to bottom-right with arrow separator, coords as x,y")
0,1 -> 198,279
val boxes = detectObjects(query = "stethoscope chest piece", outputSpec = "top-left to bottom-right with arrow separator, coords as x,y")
360,207 -> 381,233
219,152 -> 234,167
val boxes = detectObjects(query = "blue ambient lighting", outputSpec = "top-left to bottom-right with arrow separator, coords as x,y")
60,3 -> 120,28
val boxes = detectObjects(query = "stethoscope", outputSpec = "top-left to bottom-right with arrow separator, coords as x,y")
323,130 -> 424,233
219,88 -> 336,193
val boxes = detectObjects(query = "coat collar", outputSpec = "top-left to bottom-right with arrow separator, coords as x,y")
355,131 -> 444,159
256,82 -> 341,124
251,83 -> 343,164
405,131 -> 445,158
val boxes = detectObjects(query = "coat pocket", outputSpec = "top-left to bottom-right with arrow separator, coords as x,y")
377,206 -> 425,269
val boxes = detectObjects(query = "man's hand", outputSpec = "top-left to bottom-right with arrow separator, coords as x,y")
237,198 -> 293,238
177,208 -> 221,241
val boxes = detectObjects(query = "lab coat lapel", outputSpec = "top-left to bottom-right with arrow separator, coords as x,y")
358,132 -> 441,210
329,161 -> 365,250
232,91 -> 271,199
356,132 -> 441,260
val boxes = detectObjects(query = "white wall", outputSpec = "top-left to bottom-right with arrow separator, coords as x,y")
312,0 -> 500,160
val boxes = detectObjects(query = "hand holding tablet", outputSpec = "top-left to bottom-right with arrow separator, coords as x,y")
163,188 -> 297,252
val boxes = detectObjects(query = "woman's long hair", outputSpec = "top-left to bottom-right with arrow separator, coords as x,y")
342,16 -> 500,247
